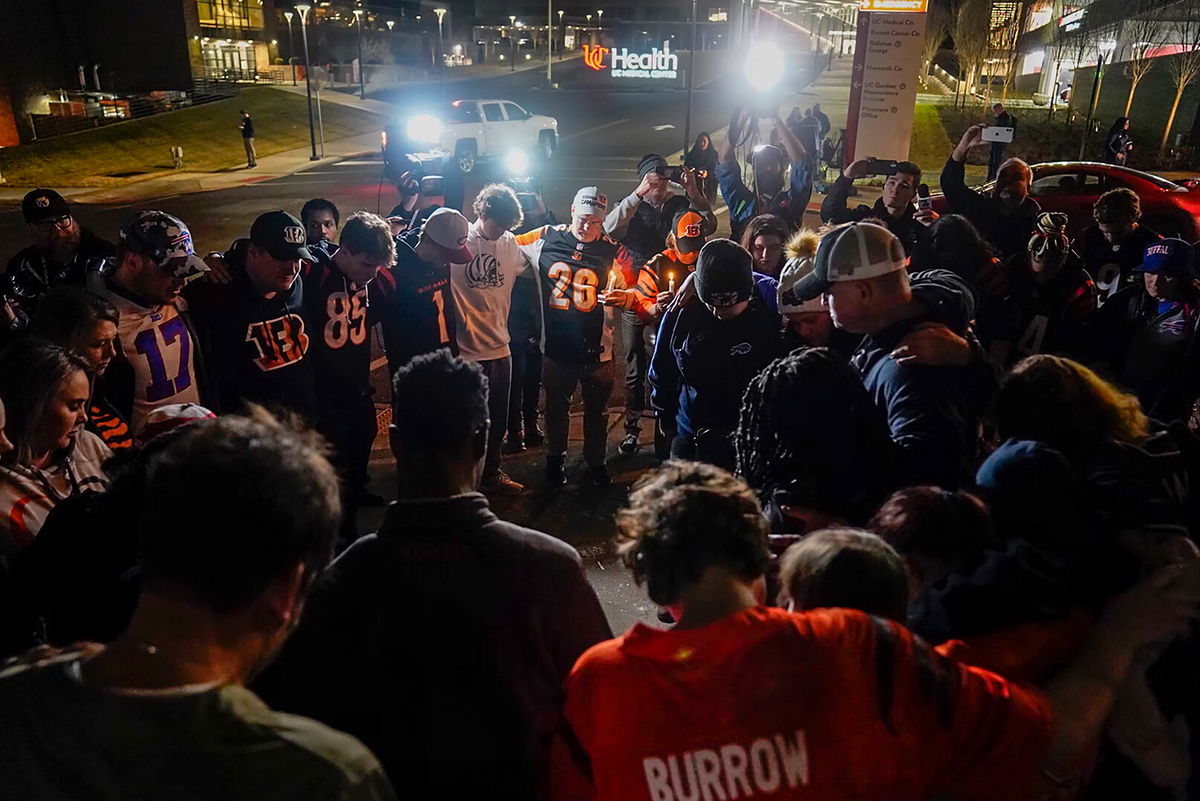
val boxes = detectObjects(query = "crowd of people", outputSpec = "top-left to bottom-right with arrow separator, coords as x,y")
0,104 -> 1199,801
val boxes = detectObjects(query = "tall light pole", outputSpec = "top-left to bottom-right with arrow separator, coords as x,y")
353,8 -> 365,99
1079,39 -> 1116,159
295,4 -> 318,161
547,0 -> 554,84
597,8 -> 603,28
510,16 -> 517,71
557,9 -> 564,58
435,8 -> 447,82
683,0 -> 698,155
284,11 -> 296,85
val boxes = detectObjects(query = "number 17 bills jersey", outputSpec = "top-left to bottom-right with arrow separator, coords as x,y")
514,225 -> 637,363
88,271 -> 201,434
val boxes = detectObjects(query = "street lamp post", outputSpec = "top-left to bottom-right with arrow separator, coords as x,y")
547,0 -> 554,85
434,8 -> 447,81
597,8 -> 603,27
510,16 -> 517,71
558,9 -> 564,58
284,11 -> 296,85
683,0 -> 698,155
295,4 -> 318,161
353,8 -> 365,99
1079,39 -> 1116,159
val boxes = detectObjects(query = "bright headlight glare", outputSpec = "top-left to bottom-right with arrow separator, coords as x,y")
504,149 -> 530,176
406,114 -> 443,144
745,43 -> 785,92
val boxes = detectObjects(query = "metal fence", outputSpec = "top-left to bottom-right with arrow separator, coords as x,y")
28,81 -> 248,141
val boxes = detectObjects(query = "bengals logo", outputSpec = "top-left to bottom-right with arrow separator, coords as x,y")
583,44 -> 610,71
245,313 -> 310,371
283,225 -> 306,245
684,223 -> 701,238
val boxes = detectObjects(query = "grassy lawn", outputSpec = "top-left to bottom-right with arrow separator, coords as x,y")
0,87 -> 384,187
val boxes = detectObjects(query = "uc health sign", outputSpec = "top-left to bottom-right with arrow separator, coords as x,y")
583,41 -> 679,79
845,6 -> 927,162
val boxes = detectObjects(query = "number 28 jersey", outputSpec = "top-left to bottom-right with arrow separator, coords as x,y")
88,273 -> 201,434
514,225 -> 636,363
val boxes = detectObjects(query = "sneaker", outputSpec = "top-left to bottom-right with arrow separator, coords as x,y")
356,489 -> 387,507
618,433 -> 639,455
584,464 -> 612,487
481,470 -> 525,496
502,435 -> 526,454
525,426 -> 545,447
545,458 -> 567,487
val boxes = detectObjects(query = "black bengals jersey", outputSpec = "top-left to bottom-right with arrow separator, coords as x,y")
375,228 -> 458,379
513,225 -> 636,363
303,243 -> 376,408
187,238 -> 317,421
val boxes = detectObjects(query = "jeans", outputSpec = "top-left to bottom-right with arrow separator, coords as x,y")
478,356 -> 512,478
543,358 -> 614,467
987,142 -> 1006,180
318,391 -> 377,542
243,137 -> 257,166
622,311 -> 649,435
670,429 -> 736,471
508,338 -> 543,438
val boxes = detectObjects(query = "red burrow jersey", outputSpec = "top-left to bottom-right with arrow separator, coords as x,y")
514,225 -> 638,363
87,272 -> 201,435
551,606 -> 1052,801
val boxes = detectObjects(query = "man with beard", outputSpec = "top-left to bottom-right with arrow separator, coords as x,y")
3,189 -> 114,330
941,125 -> 1041,259
821,158 -> 931,258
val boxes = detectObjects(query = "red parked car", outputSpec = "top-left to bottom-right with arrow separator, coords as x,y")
931,162 -> 1200,241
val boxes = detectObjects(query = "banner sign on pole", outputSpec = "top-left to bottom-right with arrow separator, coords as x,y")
844,4 -> 928,163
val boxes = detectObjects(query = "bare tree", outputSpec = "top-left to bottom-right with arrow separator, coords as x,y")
952,0 -> 991,108
922,0 -> 951,89
1063,24 -> 1097,125
997,0 -> 1037,102
1121,4 -> 1168,116
1160,0 -> 1200,154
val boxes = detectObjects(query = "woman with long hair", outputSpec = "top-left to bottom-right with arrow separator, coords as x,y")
684,131 -> 718,203
28,286 -> 131,450
0,339 -> 109,557
1106,117 -> 1133,165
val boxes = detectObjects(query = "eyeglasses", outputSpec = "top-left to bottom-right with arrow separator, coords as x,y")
33,215 -> 72,231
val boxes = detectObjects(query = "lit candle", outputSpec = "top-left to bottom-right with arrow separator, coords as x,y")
668,272 -> 676,292
606,270 -> 616,292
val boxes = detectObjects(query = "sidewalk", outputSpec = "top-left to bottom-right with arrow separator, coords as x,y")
0,130 -> 381,205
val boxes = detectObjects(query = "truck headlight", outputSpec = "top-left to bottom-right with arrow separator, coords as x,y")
406,114 -> 443,145
504,149 -> 530,177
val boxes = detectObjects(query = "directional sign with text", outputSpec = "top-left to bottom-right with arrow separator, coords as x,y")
845,7 -> 927,163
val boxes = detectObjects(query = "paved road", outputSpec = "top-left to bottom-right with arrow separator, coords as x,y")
0,62 -> 839,635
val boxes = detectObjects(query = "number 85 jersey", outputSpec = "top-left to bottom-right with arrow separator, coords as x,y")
514,225 -> 637,363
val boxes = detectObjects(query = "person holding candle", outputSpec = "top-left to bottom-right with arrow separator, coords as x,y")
617,209 -> 715,455
514,187 -> 647,487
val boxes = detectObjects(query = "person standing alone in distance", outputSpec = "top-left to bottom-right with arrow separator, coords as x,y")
240,110 -> 257,169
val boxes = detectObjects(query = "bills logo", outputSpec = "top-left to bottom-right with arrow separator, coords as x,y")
730,342 -> 752,356
283,225 -> 306,245
583,44 -> 610,71
171,231 -> 194,255
35,196 -> 50,208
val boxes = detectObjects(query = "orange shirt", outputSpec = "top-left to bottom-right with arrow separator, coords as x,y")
552,606 -> 1051,801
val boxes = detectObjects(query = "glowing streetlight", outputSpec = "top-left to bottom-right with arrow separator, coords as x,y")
353,8 -> 365,99
510,16 -> 518,71
596,8 -> 603,26
434,8 -> 447,80
295,4 -> 317,160
283,11 -> 296,85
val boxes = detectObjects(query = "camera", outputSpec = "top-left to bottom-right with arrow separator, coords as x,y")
517,192 -> 540,213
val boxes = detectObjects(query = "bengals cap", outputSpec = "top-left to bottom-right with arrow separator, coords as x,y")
572,186 -> 609,218
790,222 -> 906,302
251,210 -> 315,262
672,209 -> 712,264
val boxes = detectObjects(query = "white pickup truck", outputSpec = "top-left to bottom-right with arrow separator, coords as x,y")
383,98 -> 559,176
